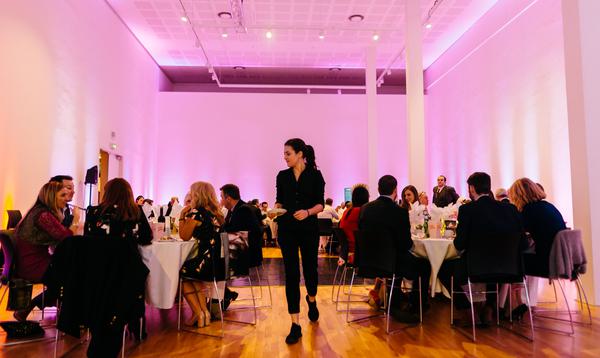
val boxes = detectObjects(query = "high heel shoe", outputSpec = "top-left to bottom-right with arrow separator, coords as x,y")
511,304 -> 528,321
185,313 -> 199,326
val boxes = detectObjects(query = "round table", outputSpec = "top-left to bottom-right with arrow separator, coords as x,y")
139,240 -> 196,309
412,238 -> 459,297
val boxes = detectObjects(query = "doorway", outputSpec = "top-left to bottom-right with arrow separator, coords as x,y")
99,149 -> 109,201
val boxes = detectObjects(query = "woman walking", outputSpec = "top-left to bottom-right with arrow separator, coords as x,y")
274,138 -> 325,344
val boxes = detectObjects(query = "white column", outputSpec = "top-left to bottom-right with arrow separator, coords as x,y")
562,0 -> 600,304
366,45 -> 379,194
405,0 -> 426,191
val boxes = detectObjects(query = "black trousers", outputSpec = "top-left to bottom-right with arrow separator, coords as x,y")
396,252 -> 431,306
278,230 -> 319,314
87,325 -> 124,358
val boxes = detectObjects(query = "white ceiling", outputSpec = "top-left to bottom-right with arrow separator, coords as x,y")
107,0 -> 497,69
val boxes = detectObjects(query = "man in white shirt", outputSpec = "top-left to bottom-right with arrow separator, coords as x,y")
317,198 -> 339,252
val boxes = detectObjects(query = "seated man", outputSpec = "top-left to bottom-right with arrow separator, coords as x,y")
359,175 -> 431,319
438,172 -> 523,325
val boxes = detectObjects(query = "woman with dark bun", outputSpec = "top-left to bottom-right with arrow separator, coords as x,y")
273,138 -> 325,344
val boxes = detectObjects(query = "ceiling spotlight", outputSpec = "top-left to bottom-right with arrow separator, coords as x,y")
318,30 -> 325,40
233,66 -> 246,70
348,14 -> 364,22
372,33 -> 380,41
329,67 -> 342,71
425,23 -> 432,29
180,16 -> 189,22
221,31 -> 229,38
266,30 -> 273,39
218,11 -> 232,19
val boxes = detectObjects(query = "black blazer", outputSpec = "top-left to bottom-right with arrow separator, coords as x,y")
432,186 -> 460,207
521,200 -> 566,260
358,196 -> 413,258
276,167 -> 325,233
223,200 -> 263,270
454,195 -> 524,252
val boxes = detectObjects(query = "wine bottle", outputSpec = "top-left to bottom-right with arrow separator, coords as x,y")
158,207 -> 165,223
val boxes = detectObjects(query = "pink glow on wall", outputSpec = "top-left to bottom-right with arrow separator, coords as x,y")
154,93 -> 407,206
424,0 -> 572,223
0,0 -> 160,221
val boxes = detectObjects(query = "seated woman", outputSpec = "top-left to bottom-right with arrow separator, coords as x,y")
338,184 -> 369,267
178,181 -> 225,328
83,178 -> 152,355
13,181 -> 81,321
507,177 -> 566,318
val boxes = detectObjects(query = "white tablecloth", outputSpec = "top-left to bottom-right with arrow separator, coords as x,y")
139,240 -> 196,309
412,238 -> 459,297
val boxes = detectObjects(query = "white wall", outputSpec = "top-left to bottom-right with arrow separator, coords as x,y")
154,92 -> 407,206
0,0 -> 160,225
424,0 -> 573,223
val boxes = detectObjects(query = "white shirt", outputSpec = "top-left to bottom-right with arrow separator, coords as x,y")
318,205 -> 339,220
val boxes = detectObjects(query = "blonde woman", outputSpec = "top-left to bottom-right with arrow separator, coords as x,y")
178,181 -> 225,327
508,178 -> 566,319
14,181 -> 81,321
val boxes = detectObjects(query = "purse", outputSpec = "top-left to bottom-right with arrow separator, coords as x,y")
7,279 -> 33,311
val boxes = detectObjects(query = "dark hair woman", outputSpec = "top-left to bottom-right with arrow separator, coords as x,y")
83,178 -> 152,356
338,184 -> 370,266
273,138 -> 325,344
399,185 -> 420,210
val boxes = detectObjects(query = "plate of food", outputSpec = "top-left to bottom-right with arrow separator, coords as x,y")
267,208 -> 287,217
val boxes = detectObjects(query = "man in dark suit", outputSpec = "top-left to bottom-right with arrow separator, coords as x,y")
439,172 -> 524,324
432,175 -> 460,207
50,175 -> 75,227
359,175 -> 431,318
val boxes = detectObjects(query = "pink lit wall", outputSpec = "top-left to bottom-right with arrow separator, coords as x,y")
424,0 -> 573,223
154,93 -> 407,206
0,0 -> 160,225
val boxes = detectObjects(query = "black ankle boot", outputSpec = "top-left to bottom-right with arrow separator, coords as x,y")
306,295 -> 319,322
285,323 -> 302,344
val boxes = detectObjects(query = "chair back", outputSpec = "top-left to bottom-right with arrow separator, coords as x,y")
220,232 -> 231,280
6,210 -> 22,230
355,229 -> 397,279
0,230 -> 15,284
318,218 -> 333,236
549,229 -> 586,280
467,231 -> 524,283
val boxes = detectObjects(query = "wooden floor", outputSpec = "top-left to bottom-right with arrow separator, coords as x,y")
1,282 -> 600,357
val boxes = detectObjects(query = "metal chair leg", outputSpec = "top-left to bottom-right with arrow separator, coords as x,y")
418,276 -> 423,324
346,269 -> 356,323
121,325 -> 126,358
335,266 -> 348,311
177,278 -> 183,331
450,276 -> 454,325
467,279 -> 476,342
386,275 -> 396,334
557,278 -> 575,335
576,276 -> 593,325
509,283 -> 513,323
522,277 -> 535,341
496,283 -> 500,326
331,264 -> 341,302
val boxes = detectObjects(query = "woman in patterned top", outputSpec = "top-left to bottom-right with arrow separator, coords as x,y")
179,181 -> 225,328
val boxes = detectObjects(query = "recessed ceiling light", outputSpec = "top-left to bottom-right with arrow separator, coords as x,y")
221,31 -> 228,38
266,30 -> 273,39
425,23 -> 432,29
318,30 -> 325,40
180,16 -> 188,22
372,33 -> 380,41
233,66 -> 246,70
329,67 -> 342,71
218,11 -> 232,19
348,14 -> 364,22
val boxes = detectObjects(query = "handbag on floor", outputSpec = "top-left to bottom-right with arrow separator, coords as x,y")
0,321 -> 44,339
6,278 -> 33,311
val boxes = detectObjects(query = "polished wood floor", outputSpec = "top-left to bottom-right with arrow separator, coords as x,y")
1,282 -> 599,357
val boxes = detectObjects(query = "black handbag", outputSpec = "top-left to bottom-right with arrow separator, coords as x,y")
7,279 -> 33,311
0,321 -> 44,339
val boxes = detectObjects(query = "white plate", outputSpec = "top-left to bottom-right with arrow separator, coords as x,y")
267,208 -> 287,216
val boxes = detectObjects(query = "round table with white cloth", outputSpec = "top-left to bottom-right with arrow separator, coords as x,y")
411,238 -> 459,297
139,239 -> 196,309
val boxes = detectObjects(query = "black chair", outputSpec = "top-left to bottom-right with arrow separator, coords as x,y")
0,230 -> 55,346
318,218 -> 334,255
450,232 -> 534,342
6,210 -> 22,230
345,230 -> 422,333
